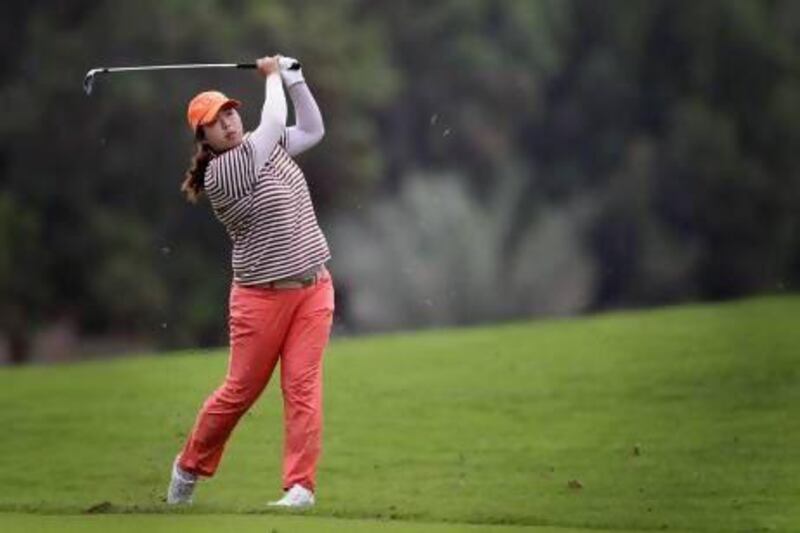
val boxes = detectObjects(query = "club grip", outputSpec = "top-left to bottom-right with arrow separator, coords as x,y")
238,61 -> 302,70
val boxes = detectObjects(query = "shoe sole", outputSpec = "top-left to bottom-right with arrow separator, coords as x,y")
267,502 -> 314,509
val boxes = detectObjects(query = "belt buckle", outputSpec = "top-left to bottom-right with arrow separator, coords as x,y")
299,271 -> 319,287
271,269 -> 319,290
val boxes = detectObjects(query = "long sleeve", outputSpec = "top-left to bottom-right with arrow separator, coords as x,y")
284,81 -> 325,157
249,71 -> 287,170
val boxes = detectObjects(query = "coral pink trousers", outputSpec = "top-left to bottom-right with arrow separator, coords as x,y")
178,267 -> 334,492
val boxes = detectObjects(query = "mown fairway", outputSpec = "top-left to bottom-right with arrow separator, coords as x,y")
0,296 -> 797,532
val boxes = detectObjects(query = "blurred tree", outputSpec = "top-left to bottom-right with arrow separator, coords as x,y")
0,193 -> 48,363
533,0 -> 800,306
364,0 -> 566,191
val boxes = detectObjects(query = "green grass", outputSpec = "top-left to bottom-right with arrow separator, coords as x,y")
0,295 -> 797,532
0,513 -> 580,533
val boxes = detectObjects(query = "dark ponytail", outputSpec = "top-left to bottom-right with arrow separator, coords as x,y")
181,131 -> 213,204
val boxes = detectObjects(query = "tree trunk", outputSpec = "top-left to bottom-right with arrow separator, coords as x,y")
8,330 -> 31,365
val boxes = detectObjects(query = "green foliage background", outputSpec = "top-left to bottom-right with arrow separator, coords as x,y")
1,0 -> 798,361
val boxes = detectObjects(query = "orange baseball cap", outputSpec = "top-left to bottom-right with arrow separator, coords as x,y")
186,90 -> 241,132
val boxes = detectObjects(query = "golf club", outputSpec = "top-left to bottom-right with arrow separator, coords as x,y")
83,59 -> 301,95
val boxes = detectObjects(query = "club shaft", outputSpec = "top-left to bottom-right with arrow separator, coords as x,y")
93,63 -> 255,74
83,60 -> 299,95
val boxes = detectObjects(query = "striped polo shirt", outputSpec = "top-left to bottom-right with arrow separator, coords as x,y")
204,132 -> 331,285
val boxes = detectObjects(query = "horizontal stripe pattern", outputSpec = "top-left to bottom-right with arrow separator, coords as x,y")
204,132 -> 330,284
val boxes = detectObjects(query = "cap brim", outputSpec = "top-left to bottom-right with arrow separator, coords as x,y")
198,98 -> 241,128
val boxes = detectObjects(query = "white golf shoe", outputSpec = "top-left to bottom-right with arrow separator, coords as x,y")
166,458 -> 197,505
267,483 -> 315,509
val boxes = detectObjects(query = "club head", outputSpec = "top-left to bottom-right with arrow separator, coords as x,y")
83,69 -> 100,96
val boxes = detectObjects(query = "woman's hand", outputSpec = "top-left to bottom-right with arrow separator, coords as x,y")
279,56 -> 306,87
256,55 -> 281,77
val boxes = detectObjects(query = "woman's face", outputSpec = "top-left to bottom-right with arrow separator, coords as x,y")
202,106 -> 243,152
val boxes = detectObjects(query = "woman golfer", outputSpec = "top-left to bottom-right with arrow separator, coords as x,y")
166,55 -> 333,508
